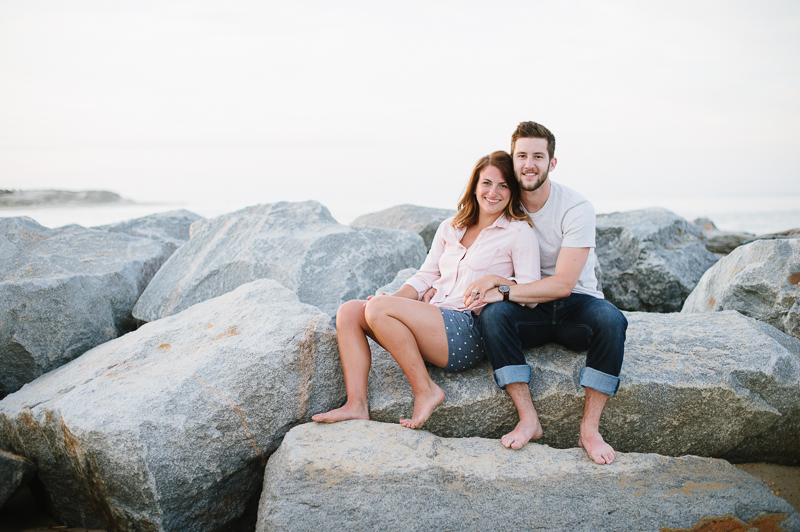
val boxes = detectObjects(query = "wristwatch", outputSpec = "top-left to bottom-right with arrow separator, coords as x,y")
498,285 -> 510,302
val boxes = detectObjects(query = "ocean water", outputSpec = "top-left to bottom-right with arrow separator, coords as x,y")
2,194 -> 799,237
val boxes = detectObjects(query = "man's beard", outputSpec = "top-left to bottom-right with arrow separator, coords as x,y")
520,167 -> 548,192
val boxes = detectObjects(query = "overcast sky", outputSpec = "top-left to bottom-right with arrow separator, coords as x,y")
1,0 -> 799,221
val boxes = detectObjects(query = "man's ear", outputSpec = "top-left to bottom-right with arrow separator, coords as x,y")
550,157 -> 557,172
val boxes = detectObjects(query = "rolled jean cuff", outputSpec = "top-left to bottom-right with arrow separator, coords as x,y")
579,367 -> 620,396
493,365 -> 532,388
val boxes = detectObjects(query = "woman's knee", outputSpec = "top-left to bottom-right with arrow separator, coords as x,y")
337,299 -> 367,329
363,295 -> 392,326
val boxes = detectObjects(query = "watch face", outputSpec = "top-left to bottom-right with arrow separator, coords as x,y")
499,284 -> 510,301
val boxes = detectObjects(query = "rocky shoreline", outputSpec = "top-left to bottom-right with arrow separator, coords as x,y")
1,201 -> 799,531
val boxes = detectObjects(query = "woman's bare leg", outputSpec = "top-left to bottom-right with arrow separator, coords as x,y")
364,296 -> 450,429
312,300 -> 375,422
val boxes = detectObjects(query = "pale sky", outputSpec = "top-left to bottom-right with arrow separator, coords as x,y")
1,0 -> 799,223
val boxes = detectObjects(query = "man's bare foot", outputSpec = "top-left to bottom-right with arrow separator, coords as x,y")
312,403 -> 369,423
501,419 -> 543,450
578,428 -> 616,464
400,384 -> 445,429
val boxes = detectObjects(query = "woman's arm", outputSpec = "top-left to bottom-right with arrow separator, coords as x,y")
403,218 -> 451,299
391,283 -> 422,300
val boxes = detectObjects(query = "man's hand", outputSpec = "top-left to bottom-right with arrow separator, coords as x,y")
467,285 -> 503,310
422,287 -> 437,304
463,275 -> 509,308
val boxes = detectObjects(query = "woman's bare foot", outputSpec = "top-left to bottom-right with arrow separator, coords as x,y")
400,383 -> 445,429
312,402 -> 369,423
500,418 -> 543,450
578,427 -> 616,464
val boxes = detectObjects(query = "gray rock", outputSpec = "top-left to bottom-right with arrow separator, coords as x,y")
0,279 -> 345,531
682,239 -> 800,340
596,208 -> 719,312
351,204 -> 455,250
362,310 -> 800,464
133,201 -> 426,322
0,217 -> 172,397
0,449 -> 36,510
705,229 -> 755,254
93,209 -> 202,254
256,421 -> 799,532
692,217 -> 717,230
743,227 -> 800,245
375,268 -> 417,295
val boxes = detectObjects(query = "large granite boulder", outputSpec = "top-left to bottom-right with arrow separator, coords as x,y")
256,421 -> 799,532
596,208 -> 719,312
0,217 -> 172,397
350,204 -> 455,250
361,310 -> 800,465
93,209 -> 202,254
375,268 -> 417,295
0,449 -> 36,510
0,279 -> 345,531
133,201 -> 426,322
682,239 -> 800,340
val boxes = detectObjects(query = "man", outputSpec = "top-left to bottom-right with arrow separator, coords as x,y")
469,121 -> 627,464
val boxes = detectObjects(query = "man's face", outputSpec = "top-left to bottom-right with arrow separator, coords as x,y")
513,137 -> 557,193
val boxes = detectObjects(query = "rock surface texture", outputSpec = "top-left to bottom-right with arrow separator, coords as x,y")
256,421 -> 799,532
0,217 -> 171,397
0,280 -> 345,531
0,449 -> 36,510
596,208 -> 719,312
133,201 -> 426,321
682,239 -> 800,340
362,310 -> 800,465
350,204 -> 455,250
93,209 -> 202,254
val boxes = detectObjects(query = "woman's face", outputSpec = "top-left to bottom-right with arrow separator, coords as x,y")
474,165 -> 511,216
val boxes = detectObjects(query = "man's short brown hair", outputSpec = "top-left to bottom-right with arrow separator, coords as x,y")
511,121 -> 556,160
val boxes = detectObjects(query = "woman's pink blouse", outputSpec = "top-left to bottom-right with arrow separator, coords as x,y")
404,215 -> 541,312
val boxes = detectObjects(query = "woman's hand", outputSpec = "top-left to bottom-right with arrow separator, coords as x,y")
462,275 -> 503,308
422,287 -> 437,304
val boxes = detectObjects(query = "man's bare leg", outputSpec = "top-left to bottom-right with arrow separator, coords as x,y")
364,296 -> 448,429
501,382 -> 543,449
312,300 -> 373,423
578,387 -> 616,464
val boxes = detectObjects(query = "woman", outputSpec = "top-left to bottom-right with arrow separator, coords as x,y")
312,151 -> 540,429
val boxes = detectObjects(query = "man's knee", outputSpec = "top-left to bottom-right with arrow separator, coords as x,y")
478,301 -> 518,336
589,300 -> 628,336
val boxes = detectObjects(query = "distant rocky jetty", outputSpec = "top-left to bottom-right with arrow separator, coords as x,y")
0,189 -> 132,208
1,201 -> 799,531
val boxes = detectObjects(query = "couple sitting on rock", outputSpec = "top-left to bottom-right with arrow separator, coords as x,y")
313,121 -> 627,465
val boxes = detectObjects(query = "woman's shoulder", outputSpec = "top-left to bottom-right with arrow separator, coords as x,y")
506,216 -> 535,231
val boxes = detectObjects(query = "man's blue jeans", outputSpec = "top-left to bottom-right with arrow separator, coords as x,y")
478,293 -> 627,396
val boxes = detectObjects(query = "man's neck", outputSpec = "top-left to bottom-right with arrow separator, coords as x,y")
521,178 -> 551,214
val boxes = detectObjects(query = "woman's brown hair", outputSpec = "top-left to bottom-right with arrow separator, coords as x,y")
451,151 -> 531,229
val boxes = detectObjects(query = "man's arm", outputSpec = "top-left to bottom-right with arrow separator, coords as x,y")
478,247 -> 590,305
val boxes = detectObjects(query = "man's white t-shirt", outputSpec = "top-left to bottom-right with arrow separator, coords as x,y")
523,181 -> 604,299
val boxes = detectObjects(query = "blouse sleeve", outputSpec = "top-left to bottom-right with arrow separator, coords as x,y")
403,218 -> 450,300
